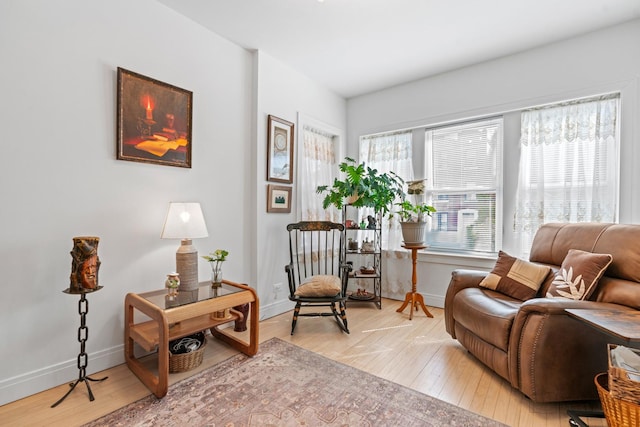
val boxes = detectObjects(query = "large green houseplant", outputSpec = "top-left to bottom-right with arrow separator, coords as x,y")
316,157 -> 404,217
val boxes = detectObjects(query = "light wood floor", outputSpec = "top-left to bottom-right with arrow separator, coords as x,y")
0,299 -> 605,427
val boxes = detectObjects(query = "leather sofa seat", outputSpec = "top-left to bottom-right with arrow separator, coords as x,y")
452,288 -> 520,352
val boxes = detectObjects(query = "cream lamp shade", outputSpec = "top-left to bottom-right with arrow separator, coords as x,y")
161,202 -> 209,291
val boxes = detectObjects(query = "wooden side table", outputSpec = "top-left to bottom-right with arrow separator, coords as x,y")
565,309 -> 640,344
565,308 -> 640,427
125,279 -> 259,398
396,244 -> 433,320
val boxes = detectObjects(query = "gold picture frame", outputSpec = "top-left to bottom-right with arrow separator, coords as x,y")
267,184 -> 292,213
117,67 -> 193,168
267,115 -> 294,183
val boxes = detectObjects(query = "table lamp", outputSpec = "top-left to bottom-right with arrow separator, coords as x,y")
161,202 -> 209,291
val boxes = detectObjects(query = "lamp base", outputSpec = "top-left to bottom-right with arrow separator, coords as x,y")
176,239 -> 199,291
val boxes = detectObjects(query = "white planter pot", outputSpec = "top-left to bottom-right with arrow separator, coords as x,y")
400,221 -> 427,246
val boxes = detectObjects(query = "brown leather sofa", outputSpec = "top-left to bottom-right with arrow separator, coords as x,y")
444,223 -> 640,402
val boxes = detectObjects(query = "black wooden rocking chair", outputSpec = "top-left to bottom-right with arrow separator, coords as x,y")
285,221 -> 352,335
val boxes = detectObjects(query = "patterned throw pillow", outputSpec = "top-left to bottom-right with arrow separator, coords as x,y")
546,249 -> 613,300
294,275 -> 341,297
479,251 -> 551,301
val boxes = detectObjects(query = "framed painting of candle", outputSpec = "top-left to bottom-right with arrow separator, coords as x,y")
116,67 -> 193,168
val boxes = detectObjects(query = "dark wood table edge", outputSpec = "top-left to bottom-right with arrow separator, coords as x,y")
565,308 -> 640,344
564,307 -> 640,426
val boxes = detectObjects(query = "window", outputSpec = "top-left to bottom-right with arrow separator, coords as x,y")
299,126 -> 338,221
296,114 -> 344,222
360,130 -> 414,250
424,118 -> 503,255
513,94 -> 619,256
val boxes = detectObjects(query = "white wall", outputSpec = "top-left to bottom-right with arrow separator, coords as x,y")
347,19 -> 640,307
252,51 -> 347,319
0,0 -> 345,405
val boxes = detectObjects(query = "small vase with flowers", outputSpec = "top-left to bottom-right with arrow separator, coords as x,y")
202,249 -> 229,289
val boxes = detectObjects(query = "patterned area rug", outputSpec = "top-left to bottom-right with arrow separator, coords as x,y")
85,338 -> 505,426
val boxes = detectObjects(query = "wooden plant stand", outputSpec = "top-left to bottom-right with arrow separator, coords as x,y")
396,245 -> 433,320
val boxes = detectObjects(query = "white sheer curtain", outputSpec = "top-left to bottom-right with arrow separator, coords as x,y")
513,94 -> 619,257
360,131 -> 414,297
299,125 -> 338,221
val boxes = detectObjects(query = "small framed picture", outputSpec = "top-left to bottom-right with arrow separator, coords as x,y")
267,115 -> 294,183
267,184 -> 292,213
117,67 -> 193,168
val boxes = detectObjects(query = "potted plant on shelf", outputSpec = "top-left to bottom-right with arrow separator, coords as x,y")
316,157 -> 404,218
396,179 -> 436,246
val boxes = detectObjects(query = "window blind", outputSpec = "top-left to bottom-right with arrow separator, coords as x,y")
426,118 -> 502,254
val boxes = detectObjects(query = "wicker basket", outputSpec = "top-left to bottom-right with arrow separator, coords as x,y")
608,344 -> 640,405
595,373 -> 640,427
169,337 -> 206,373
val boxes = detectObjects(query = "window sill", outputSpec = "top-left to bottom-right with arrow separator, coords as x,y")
418,249 -> 496,268
383,248 -> 496,268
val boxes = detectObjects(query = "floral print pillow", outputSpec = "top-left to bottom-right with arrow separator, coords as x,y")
546,249 -> 613,300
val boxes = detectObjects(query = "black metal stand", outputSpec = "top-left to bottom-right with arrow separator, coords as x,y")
567,409 -> 605,427
51,287 -> 108,408
567,409 -> 604,427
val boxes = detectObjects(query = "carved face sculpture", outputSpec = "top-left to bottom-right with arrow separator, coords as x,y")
80,255 -> 98,289
70,236 -> 100,291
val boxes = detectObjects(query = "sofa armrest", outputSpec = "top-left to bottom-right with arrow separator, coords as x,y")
509,299 -> 629,402
444,269 -> 488,337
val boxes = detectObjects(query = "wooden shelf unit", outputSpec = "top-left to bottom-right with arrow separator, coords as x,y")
342,205 -> 382,308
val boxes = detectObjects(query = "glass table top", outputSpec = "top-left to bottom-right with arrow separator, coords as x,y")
138,282 -> 242,310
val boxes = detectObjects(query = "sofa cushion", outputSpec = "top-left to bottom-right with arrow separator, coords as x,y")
546,249 -> 613,300
479,251 -> 551,301
294,275 -> 341,297
452,287 -> 521,352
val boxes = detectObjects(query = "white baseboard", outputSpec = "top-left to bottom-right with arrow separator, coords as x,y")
0,344 -> 124,407
259,299 -> 292,320
424,294 -> 445,309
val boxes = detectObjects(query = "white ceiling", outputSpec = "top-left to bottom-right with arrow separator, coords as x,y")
157,0 -> 640,98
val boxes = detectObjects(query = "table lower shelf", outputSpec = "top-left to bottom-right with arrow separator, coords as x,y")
129,311 -> 241,352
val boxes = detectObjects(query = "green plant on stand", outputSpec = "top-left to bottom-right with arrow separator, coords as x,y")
396,200 -> 437,223
395,180 -> 436,246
